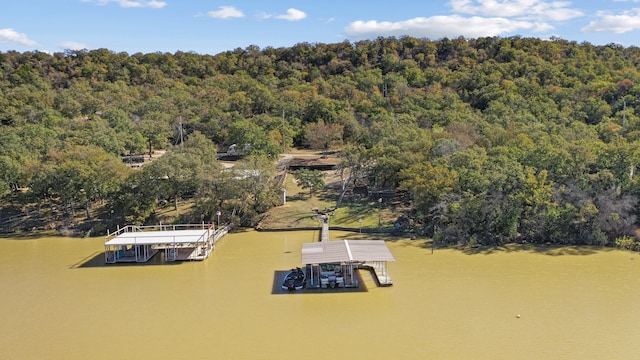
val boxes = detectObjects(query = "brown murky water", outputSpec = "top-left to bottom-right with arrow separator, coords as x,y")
1,230 -> 639,359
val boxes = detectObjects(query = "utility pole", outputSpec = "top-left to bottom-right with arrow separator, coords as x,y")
378,198 -> 383,228
282,109 -> 286,152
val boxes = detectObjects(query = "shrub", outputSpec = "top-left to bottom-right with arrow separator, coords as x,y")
615,235 -> 640,251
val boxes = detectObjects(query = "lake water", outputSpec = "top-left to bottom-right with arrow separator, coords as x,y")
1,229 -> 639,359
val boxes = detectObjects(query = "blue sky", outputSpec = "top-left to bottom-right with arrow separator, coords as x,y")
2,0 -> 640,55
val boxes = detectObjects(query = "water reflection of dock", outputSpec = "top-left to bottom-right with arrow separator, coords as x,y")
104,224 -> 230,264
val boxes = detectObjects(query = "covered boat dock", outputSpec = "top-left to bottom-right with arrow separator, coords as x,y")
104,224 -> 227,263
301,240 -> 395,288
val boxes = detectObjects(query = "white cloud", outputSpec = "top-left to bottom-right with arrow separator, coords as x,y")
259,8 -> 307,21
344,0 -> 584,41
59,41 -> 89,50
449,0 -> 583,21
0,28 -> 37,46
207,6 -> 244,19
582,9 -> 640,33
275,8 -> 307,21
126,0 -> 166,8
82,0 -> 166,8
345,15 -> 547,40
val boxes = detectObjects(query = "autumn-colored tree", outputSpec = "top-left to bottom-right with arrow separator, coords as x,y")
305,121 -> 343,156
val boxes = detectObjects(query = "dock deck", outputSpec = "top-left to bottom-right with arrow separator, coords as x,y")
361,261 -> 393,286
104,224 -> 229,264
301,239 -> 395,289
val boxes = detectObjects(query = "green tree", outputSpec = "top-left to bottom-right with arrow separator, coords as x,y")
143,150 -> 201,211
399,161 -> 458,230
109,170 -> 159,225
227,119 -> 280,158
139,113 -> 172,156
0,155 -> 22,194
232,155 -> 281,225
292,169 -> 325,198
194,163 -> 237,224
47,145 -> 128,219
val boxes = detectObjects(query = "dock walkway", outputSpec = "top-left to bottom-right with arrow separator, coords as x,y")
360,262 -> 393,286
321,222 -> 329,242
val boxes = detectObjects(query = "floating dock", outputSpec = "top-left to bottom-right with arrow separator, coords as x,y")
301,239 -> 395,288
104,224 -> 229,264
303,218 -> 395,288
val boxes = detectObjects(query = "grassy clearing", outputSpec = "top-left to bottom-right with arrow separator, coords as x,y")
154,201 -> 195,223
258,170 -> 405,230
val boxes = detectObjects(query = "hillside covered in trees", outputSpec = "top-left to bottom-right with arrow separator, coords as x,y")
2,36 -> 640,248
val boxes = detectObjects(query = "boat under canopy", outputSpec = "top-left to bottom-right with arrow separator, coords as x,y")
301,240 -> 395,288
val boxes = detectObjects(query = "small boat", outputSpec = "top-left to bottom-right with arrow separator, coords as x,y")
282,267 -> 306,291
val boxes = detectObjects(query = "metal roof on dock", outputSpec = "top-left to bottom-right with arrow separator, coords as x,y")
104,229 -> 210,246
301,240 -> 395,264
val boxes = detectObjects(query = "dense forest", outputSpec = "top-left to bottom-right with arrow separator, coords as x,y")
2,36 -> 640,248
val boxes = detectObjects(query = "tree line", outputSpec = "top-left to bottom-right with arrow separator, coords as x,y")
2,36 -> 640,246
